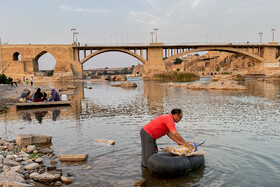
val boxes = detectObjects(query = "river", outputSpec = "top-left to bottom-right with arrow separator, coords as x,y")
0,78 -> 280,186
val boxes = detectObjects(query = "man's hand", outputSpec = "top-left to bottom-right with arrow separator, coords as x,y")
177,141 -> 184,146
184,143 -> 193,151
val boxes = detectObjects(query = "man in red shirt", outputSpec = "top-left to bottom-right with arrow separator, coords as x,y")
140,109 -> 192,168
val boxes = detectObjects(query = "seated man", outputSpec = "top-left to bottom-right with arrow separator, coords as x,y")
49,88 -> 60,101
20,90 -> 32,100
33,88 -> 44,102
8,77 -> 18,87
42,92 -> 48,101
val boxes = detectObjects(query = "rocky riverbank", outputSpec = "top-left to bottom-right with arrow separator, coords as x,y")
162,75 -> 247,90
0,135 -> 73,186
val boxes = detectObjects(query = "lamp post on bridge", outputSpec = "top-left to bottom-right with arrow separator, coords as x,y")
271,29 -> 276,42
154,28 -> 158,43
150,32 -> 154,43
259,32 -> 263,44
0,38 -> 2,75
74,32 -> 79,45
71,28 -> 76,44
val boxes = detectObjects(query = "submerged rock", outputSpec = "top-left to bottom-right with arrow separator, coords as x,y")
16,134 -> 52,147
161,76 -> 247,90
111,81 -> 137,88
94,139 -> 115,145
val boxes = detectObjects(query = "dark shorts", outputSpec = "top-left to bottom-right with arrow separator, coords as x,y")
140,128 -> 158,168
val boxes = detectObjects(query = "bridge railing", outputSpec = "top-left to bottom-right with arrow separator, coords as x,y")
76,42 -> 269,47
77,43 -> 151,47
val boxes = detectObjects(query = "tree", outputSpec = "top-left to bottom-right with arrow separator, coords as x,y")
0,74 -> 11,84
174,58 -> 183,65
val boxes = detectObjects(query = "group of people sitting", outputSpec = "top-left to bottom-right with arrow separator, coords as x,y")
20,88 -> 60,102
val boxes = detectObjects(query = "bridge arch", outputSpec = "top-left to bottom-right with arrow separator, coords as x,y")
13,52 -> 21,61
80,48 -> 147,65
164,47 -> 264,63
34,51 -> 56,62
34,51 -> 57,71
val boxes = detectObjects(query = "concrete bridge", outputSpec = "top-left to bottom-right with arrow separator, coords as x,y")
1,42 -> 280,80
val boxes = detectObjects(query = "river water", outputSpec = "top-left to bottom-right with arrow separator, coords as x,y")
0,78 -> 280,186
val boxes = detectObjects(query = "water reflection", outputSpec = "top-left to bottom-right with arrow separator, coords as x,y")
243,79 -> 280,99
16,106 -> 70,123
0,79 -> 280,186
141,165 -> 205,187
52,110 -> 60,121
34,111 -> 48,123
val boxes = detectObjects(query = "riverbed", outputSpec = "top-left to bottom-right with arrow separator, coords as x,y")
0,78 -> 280,186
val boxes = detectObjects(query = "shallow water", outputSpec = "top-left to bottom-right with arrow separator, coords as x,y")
1,78 -> 280,186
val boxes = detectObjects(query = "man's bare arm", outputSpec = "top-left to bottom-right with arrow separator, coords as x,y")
168,131 -> 192,150
167,132 -> 183,145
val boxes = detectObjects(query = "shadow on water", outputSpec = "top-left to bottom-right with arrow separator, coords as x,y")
141,165 -> 205,187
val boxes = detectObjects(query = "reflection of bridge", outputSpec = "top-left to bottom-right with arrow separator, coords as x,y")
1,42 -> 280,79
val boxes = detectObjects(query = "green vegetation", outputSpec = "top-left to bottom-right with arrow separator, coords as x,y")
235,74 -> 245,81
29,152 -> 42,159
216,65 -> 220,71
47,69 -> 54,76
173,58 -> 183,65
0,74 -> 11,84
236,74 -> 242,78
154,72 -> 200,82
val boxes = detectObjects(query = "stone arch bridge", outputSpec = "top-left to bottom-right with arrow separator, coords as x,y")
1,43 -> 280,80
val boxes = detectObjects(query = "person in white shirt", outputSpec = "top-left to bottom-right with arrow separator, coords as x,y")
30,76 -> 33,86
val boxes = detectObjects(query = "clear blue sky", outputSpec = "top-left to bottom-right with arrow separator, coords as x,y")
1,0 -> 279,69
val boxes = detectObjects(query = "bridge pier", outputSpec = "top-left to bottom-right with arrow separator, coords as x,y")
144,43 -> 166,74
262,43 -> 280,69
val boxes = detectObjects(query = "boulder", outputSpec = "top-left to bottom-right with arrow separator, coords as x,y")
61,176 -> 72,184
207,80 -> 247,90
94,139 -> 115,145
24,163 -> 41,170
115,75 -> 126,81
39,148 -> 53,154
26,145 -> 36,153
30,172 -> 60,183
111,81 -> 137,88
16,134 -> 52,147
10,166 -> 23,173
59,154 -> 88,162
3,159 -> 21,167
0,170 -> 26,184
35,158 -> 44,163
0,180 -> 32,187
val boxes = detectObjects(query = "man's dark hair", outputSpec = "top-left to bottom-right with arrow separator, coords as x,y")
171,109 -> 182,115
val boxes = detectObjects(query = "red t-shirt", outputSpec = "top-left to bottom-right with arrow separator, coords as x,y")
143,114 -> 177,140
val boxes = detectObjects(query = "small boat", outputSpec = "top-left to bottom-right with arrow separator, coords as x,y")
15,101 -> 71,109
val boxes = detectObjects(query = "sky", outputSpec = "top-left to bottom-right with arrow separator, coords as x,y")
1,0 -> 280,69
